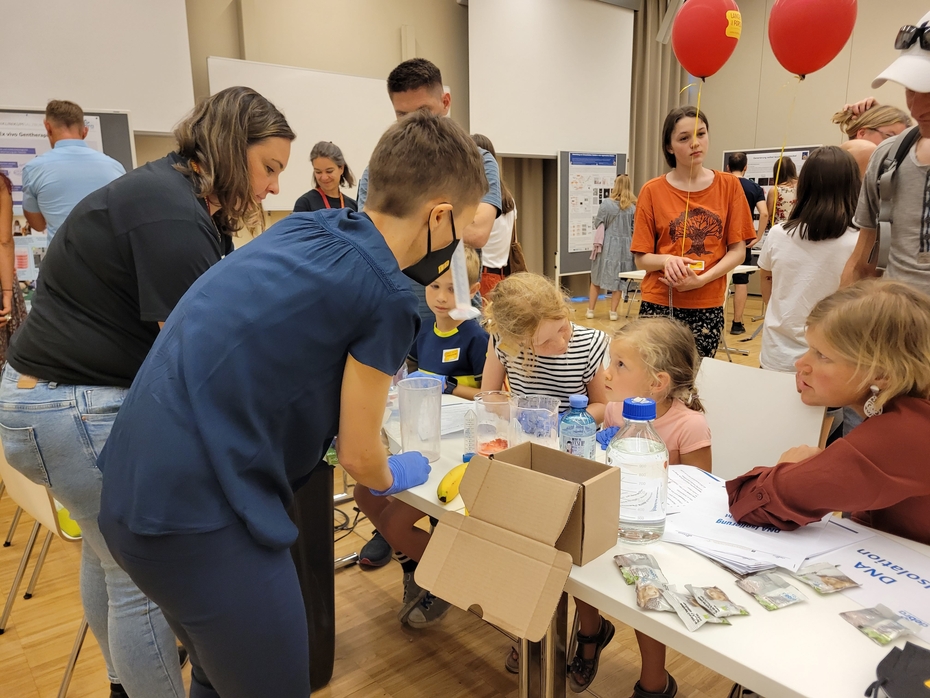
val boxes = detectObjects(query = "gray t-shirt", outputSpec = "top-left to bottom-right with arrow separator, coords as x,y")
855,128 -> 930,294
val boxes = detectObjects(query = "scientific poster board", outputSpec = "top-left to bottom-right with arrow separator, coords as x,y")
0,108 -> 135,215
721,146 -> 818,192
13,234 -> 48,283
557,151 -> 626,277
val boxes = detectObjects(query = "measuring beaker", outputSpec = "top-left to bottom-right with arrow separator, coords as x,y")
510,394 -> 561,449
398,377 -> 442,462
474,391 -> 512,456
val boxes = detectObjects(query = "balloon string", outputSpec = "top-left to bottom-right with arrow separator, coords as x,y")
681,80 -> 703,257
770,75 -> 802,229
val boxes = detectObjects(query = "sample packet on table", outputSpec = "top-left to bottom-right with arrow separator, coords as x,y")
840,605 -> 921,646
788,563 -> 860,594
615,553 -> 661,585
686,584 -> 749,618
636,569 -> 674,612
736,573 -> 806,611
662,587 -> 730,631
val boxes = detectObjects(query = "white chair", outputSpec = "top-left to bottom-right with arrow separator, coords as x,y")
695,357 -> 827,481
0,451 -> 86,697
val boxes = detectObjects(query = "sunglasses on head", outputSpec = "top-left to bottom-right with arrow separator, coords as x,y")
896,24 -> 930,51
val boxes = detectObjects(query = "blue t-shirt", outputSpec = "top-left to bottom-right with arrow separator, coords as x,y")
409,319 -> 488,388
97,210 -> 419,550
22,139 -> 126,238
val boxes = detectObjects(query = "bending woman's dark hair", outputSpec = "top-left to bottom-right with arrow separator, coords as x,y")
783,146 -> 859,242
174,86 -> 295,234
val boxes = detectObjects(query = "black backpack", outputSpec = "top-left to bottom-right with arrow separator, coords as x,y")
865,641 -> 930,697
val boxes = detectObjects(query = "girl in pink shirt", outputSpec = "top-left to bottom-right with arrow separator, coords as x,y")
572,317 -> 711,698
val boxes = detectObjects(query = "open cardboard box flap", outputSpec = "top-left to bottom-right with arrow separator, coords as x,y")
416,449 -> 580,641
459,450 -> 581,545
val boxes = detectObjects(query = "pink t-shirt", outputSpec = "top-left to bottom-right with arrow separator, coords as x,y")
604,399 -> 711,464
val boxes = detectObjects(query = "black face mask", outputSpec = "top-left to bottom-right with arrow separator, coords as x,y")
403,210 -> 459,286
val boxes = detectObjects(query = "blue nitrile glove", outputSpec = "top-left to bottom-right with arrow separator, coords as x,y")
408,371 -> 446,391
371,452 -> 432,496
596,426 -> 620,450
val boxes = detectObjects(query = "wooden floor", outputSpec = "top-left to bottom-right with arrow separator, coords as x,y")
0,294 -> 765,698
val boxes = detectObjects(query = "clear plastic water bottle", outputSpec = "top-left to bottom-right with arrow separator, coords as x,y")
559,395 -> 597,460
606,397 -> 669,543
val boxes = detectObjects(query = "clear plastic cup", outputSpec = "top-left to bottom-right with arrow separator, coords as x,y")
398,377 -> 442,463
474,391 -> 512,456
510,395 -> 561,449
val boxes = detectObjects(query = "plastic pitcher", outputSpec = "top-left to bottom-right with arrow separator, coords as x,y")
398,377 -> 442,462
509,394 -> 561,449
474,391 -> 512,456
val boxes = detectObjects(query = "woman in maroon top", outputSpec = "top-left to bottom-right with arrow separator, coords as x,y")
728,280 -> 930,546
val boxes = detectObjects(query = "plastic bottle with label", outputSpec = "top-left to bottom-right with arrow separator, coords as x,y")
606,397 -> 669,543
559,394 -> 597,460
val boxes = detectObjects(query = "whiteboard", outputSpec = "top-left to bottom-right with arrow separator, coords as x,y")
1,0 -> 193,134
208,57 -> 397,212
469,0 -> 634,158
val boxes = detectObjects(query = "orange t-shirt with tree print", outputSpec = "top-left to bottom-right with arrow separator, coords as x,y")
631,171 -> 755,309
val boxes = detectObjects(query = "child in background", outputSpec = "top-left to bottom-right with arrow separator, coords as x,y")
482,272 -> 609,422
407,245 -> 488,400
354,248 -> 487,627
575,317 -> 711,697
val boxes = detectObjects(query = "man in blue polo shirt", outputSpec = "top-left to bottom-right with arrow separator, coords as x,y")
22,100 -> 125,239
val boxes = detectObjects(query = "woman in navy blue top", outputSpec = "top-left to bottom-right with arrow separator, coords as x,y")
97,112 -> 488,698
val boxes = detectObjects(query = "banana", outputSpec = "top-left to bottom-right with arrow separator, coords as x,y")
437,462 -> 468,503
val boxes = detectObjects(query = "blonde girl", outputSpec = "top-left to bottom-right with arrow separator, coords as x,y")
729,280 -> 930,546
482,272 -> 609,423
569,317 -> 711,697
588,174 -> 637,320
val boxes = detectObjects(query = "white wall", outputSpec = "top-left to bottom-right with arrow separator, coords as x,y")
699,0 -> 924,170
2,0 -> 194,134
469,0 -> 634,158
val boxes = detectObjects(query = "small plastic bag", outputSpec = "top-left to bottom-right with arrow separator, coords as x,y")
635,569 -> 674,612
789,563 -> 860,594
840,605 -> 920,646
663,587 -> 730,631
448,243 -> 480,321
686,584 -> 749,618
736,573 -> 806,611
614,553 -> 661,585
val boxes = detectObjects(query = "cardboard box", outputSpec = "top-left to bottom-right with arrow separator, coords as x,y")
416,443 -> 620,642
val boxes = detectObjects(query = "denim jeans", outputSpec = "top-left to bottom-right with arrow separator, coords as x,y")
0,365 -> 183,697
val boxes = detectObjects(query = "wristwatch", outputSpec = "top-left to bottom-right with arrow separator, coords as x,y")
443,376 -> 458,395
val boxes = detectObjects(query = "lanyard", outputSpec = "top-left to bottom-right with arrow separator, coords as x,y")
317,187 -> 344,209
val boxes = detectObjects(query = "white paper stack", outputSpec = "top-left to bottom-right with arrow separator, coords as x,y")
663,466 -> 875,575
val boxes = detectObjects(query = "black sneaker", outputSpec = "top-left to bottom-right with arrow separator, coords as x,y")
359,530 -> 392,568
730,322 -> 746,336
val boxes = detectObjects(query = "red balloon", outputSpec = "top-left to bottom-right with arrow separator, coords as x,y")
671,0 -> 742,79
769,0 -> 857,77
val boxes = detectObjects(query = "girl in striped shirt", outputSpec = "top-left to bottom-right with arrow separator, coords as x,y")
482,272 -> 609,422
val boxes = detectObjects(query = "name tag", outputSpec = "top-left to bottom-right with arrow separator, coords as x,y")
442,348 -> 460,363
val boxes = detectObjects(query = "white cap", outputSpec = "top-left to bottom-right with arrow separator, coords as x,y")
873,11 -> 930,92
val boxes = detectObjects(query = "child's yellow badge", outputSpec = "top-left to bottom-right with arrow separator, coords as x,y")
442,348 -> 460,363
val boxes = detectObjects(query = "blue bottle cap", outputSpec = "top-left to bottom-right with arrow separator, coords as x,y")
622,397 -> 656,421
569,394 -> 589,409
463,453 -> 475,463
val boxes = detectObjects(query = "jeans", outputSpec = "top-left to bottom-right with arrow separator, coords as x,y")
100,515 -> 311,698
0,364 -> 183,697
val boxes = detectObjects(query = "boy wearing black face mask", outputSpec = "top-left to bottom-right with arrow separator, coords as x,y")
95,111 -> 486,698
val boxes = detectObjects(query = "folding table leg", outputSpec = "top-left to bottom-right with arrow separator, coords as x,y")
544,592 -> 568,698
0,521 -> 40,633
519,636 -> 545,698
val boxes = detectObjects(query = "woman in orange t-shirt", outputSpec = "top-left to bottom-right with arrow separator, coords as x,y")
631,106 -> 755,357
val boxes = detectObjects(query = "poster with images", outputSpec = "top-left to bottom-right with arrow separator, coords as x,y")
567,153 -> 617,253
0,112 -> 104,214
14,233 -> 48,283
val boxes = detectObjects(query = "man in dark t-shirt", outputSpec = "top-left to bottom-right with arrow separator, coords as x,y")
726,152 -> 768,335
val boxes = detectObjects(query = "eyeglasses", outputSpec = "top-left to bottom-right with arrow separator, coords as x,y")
866,127 -> 899,140
895,24 -> 930,51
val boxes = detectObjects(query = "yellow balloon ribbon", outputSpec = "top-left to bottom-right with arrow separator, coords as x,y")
769,75 -> 803,230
